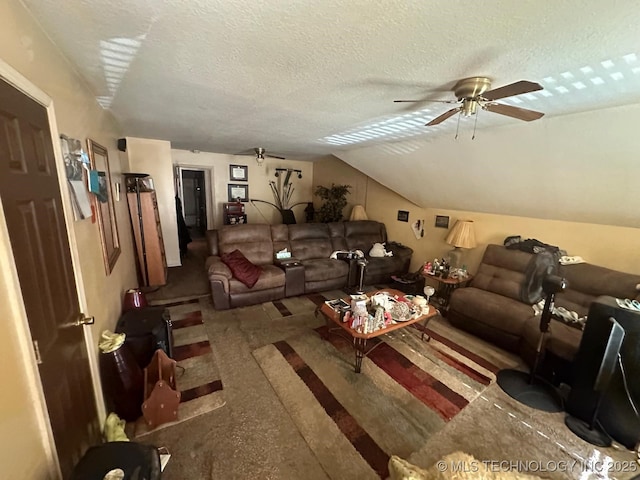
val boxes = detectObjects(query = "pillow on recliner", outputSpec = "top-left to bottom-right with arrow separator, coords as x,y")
221,249 -> 262,288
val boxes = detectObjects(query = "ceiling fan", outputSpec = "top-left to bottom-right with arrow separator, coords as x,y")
238,147 -> 286,166
394,77 -> 545,137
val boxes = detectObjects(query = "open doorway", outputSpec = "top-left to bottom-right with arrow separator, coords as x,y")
181,169 -> 207,238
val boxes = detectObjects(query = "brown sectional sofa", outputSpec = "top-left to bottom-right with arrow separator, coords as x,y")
448,244 -> 640,382
205,220 -> 412,310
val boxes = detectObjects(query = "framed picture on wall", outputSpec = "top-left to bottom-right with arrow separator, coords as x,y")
229,164 -> 248,182
435,215 -> 450,228
228,183 -> 249,202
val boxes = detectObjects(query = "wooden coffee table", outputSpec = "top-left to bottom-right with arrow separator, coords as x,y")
316,289 -> 438,373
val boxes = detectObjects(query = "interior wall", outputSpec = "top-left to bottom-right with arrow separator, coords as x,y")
416,208 -> 640,276
125,137 -> 181,266
313,156 -> 640,276
171,149 -> 314,227
0,0 -> 138,476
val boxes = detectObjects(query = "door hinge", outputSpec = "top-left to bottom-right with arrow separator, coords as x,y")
33,340 -> 43,365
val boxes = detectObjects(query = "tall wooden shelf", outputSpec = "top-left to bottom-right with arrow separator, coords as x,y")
127,190 -> 167,286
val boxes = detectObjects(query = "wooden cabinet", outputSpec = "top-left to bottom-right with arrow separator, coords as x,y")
127,191 -> 167,286
223,202 -> 247,225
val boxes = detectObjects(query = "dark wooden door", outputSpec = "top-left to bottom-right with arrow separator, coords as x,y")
0,79 -> 100,477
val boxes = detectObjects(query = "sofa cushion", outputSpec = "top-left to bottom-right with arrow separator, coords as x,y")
221,249 -> 263,288
302,258 -> 349,282
449,287 -> 533,337
344,220 -> 386,251
218,224 -> 274,265
471,245 -> 533,303
270,224 -> 290,254
288,223 -> 334,260
228,265 -> 285,294
557,263 -> 640,311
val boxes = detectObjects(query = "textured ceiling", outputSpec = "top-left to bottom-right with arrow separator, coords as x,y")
20,0 -> 640,157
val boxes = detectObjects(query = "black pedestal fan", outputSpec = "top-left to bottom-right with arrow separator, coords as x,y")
497,251 -> 567,412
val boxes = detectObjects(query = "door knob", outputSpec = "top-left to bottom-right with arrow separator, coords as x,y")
76,314 -> 95,327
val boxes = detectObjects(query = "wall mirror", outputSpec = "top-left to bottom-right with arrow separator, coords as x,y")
87,139 -> 121,274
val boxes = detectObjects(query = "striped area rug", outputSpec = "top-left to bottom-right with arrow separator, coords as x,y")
252,322 -> 499,479
129,298 -> 225,437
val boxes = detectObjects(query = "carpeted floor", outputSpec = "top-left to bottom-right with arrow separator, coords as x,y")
145,237 -> 210,303
138,284 -> 639,479
127,298 -> 225,438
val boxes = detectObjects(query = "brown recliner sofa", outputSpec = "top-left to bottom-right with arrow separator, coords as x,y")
205,220 -> 413,310
448,244 -> 640,381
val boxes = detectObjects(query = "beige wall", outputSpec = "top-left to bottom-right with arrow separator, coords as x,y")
0,0 -> 137,476
171,149 -> 314,227
313,156 -> 640,276
125,137 -> 181,266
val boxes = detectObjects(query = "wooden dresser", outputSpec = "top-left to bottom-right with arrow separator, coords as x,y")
127,191 -> 167,286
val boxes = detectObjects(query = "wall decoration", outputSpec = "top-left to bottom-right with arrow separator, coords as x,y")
60,134 -> 92,220
87,138 -> 121,274
411,219 -> 425,239
435,215 -> 450,228
397,210 -> 409,222
228,183 -> 249,202
229,164 -> 248,182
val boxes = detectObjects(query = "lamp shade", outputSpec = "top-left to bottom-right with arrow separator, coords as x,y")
445,220 -> 477,249
349,205 -> 368,221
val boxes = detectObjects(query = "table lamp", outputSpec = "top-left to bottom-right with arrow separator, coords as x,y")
444,220 -> 477,268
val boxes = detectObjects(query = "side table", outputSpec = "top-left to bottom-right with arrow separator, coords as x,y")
422,273 -> 473,311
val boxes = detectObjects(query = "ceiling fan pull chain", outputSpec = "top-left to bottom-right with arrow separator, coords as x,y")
455,111 -> 461,140
472,107 -> 480,140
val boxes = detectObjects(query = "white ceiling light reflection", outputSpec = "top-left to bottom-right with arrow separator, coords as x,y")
320,51 -> 640,148
96,35 -> 145,108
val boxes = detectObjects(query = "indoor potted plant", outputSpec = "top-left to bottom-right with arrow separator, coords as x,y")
314,183 -> 351,223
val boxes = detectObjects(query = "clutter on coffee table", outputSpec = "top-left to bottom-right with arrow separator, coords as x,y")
318,289 -> 437,372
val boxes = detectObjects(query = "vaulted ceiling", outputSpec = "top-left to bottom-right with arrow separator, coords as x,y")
21,0 -> 640,226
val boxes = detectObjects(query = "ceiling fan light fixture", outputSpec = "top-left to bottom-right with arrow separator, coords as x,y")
256,152 -> 265,166
462,99 -> 478,117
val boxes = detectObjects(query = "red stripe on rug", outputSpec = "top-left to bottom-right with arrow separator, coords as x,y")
306,293 -> 327,306
317,328 -> 466,421
272,300 -> 292,317
171,310 -> 203,329
180,379 -> 223,403
274,340 -> 389,479
367,342 -> 468,420
172,340 -> 212,361
414,323 -> 500,373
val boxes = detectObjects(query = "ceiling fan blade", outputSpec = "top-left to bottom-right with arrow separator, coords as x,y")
394,99 -> 458,104
266,154 -> 286,160
483,103 -> 544,121
426,107 -> 462,126
482,80 -> 543,101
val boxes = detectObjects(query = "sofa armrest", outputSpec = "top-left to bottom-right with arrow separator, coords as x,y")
206,256 -> 231,309
206,255 -> 232,294
205,230 -> 219,256
206,255 -> 231,277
